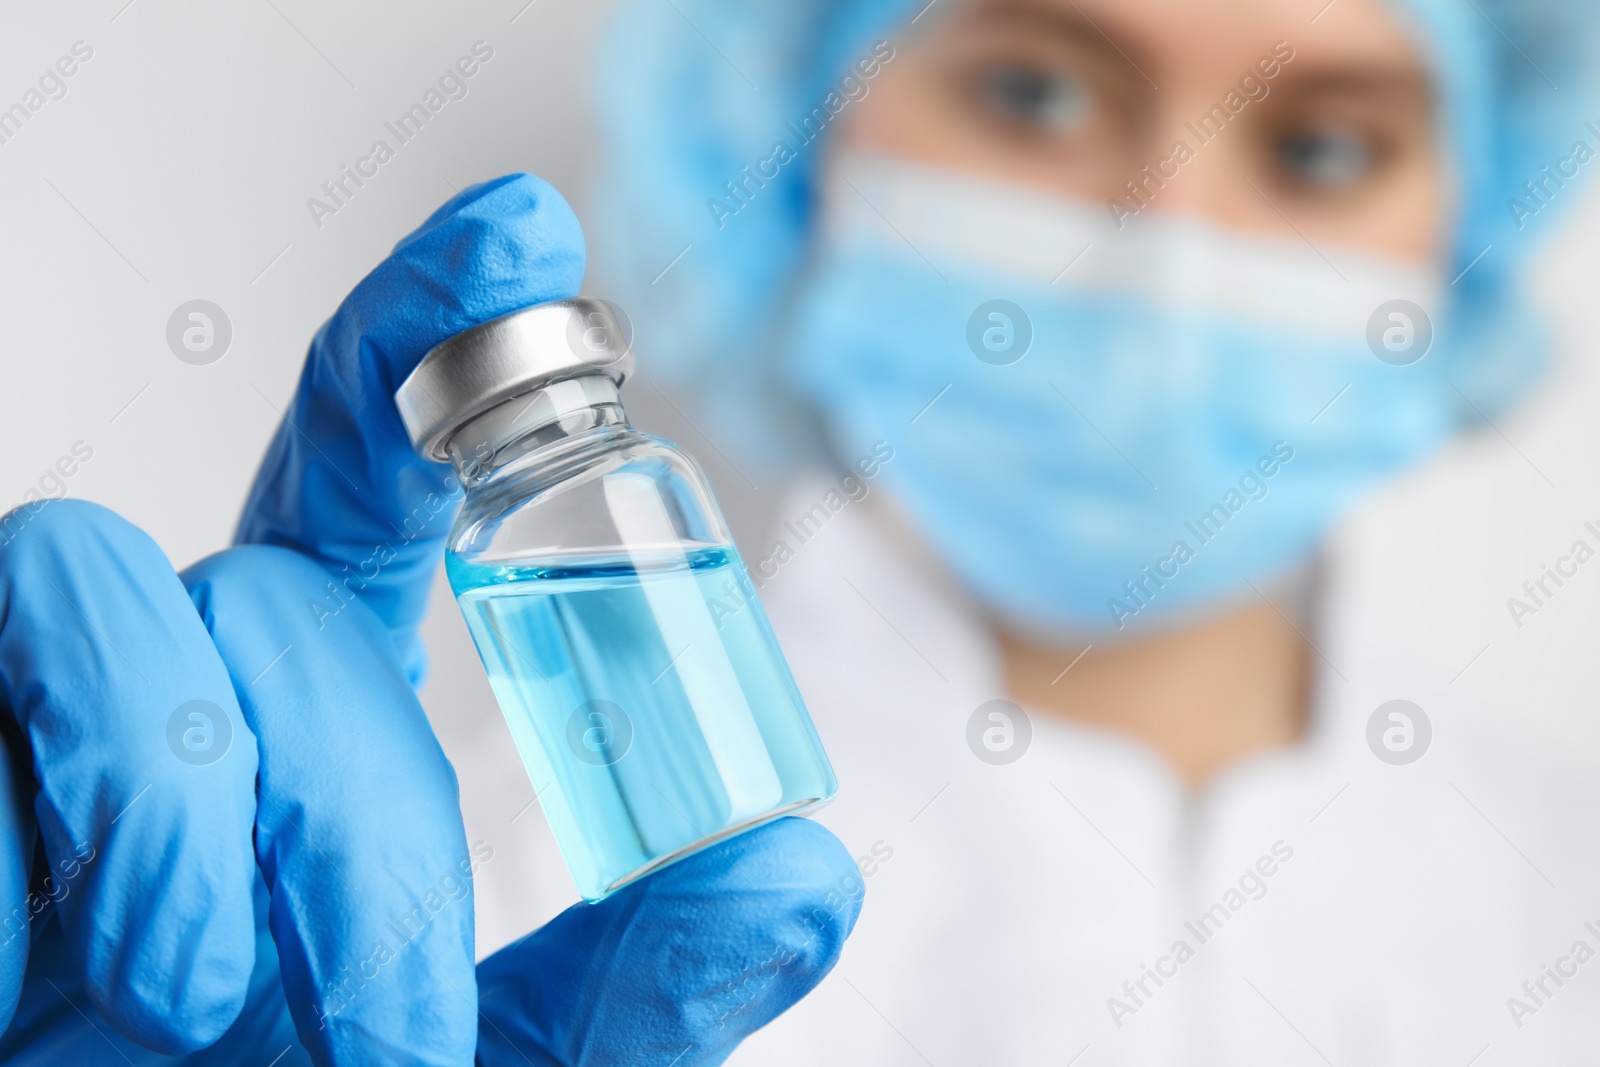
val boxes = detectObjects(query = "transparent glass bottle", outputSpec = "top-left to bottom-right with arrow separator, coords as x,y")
395,298 -> 837,901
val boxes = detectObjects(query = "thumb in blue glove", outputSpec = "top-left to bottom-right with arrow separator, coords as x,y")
476,816 -> 863,1066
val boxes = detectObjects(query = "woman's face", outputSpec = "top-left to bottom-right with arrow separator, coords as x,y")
843,0 -> 1445,260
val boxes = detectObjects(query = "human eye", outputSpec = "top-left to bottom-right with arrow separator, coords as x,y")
1271,124 -> 1381,193
978,61 -> 1094,135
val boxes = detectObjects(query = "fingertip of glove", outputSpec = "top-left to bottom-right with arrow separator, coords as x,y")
342,172 -> 588,387
731,817 -> 865,954
618,818 -> 863,1048
74,849 -> 259,1055
403,172 -> 578,237
393,171 -> 586,293
719,816 -> 862,895
474,818 -> 863,1064
88,977 -> 250,1056
182,543 -> 364,626
645,816 -> 865,978
0,498 -> 151,566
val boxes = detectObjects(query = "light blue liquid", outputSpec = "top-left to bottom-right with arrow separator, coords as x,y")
447,545 -> 837,901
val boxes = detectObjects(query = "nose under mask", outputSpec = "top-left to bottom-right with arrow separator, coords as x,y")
784,149 -> 1459,637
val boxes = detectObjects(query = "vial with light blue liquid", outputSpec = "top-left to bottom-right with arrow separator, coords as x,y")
395,298 -> 837,902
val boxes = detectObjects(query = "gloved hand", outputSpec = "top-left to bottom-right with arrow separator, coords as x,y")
0,174 -> 862,1065
0,510 -> 478,1065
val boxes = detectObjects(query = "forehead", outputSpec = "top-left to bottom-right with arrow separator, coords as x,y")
933,0 -> 1427,83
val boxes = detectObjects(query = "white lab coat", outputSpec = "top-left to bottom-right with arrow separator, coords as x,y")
737,480 -> 1600,1066
454,477 -> 1600,1065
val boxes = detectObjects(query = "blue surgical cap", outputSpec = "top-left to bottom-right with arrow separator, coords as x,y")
594,0 -> 1600,455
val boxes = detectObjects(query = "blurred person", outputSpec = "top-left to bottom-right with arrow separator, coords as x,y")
9,0 -> 1595,1062
580,0 -> 1600,1061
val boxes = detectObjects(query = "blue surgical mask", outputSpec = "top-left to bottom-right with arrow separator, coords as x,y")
784,150 -> 1459,636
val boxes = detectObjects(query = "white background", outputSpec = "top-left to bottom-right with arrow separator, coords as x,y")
3,0 -> 1600,955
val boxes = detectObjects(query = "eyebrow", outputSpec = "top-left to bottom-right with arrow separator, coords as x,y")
1267,66 -> 1432,108
945,1 -> 1432,103
954,0 -> 1160,80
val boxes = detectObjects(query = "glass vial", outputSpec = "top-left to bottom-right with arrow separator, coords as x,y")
395,299 -> 837,901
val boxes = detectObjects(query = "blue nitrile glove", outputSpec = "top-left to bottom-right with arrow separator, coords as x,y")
473,815 -> 860,1065
0,173 -> 862,1065
234,172 -> 589,685
233,170 -> 864,1061
0,507 -> 479,1065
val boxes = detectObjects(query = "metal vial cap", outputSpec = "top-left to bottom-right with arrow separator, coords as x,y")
394,297 -> 634,462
